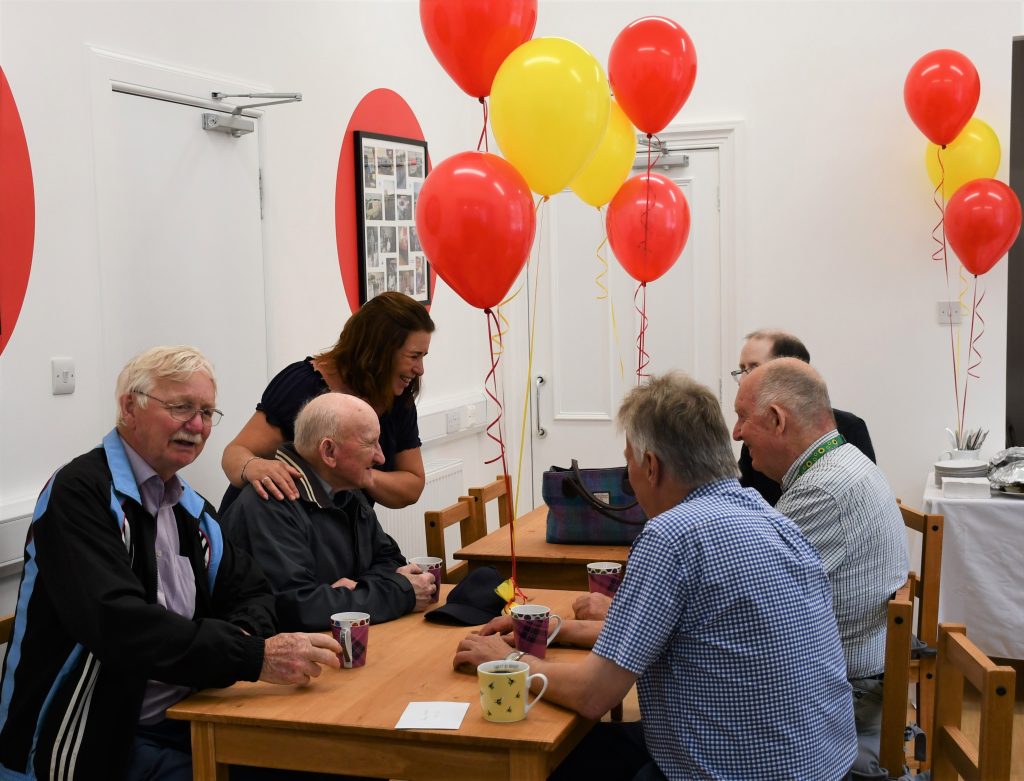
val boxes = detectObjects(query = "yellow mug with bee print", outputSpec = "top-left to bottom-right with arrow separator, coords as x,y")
477,660 -> 548,723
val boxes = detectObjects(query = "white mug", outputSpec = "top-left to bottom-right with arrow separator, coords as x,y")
940,449 -> 981,461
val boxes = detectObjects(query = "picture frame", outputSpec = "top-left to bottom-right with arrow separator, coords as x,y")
355,131 -> 431,305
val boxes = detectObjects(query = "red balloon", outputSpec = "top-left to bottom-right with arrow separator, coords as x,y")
420,0 -> 538,99
606,173 -> 690,284
904,49 -> 980,146
609,16 -> 697,135
416,152 -> 536,309
0,67 -> 34,359
945,179 -> 1022,276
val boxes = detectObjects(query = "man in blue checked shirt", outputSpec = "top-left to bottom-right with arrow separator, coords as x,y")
455,371 -> 857,781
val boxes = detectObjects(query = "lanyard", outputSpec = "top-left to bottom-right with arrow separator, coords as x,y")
795,434 -> 847,478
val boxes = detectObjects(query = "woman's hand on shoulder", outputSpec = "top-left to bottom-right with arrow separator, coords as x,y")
244,457 -> 302,502
222,411 -> 299,500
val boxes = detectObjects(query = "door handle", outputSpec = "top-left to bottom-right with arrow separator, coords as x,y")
535,375 -> 547,438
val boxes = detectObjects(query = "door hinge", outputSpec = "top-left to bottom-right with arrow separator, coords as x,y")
258,169 -> 265,220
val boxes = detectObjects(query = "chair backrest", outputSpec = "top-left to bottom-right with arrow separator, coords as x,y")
0,614 -> 13,646
879,576 -> 915,776
898,501 -> 944,648
467,475 -> 513,531
932,624 -> 1015,781
899,500 -> 944,769
423,496 -> 480,583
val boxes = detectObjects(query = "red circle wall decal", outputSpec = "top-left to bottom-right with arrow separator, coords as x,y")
0,67 -> 35,358
335,88 -> 434,314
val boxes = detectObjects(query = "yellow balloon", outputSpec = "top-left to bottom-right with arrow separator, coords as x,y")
490,37 -> 610,197
925,117 -> 1001,198
570,100 -> 637,207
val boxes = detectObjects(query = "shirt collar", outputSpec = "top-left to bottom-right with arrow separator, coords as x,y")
275,444 -> 333,509
119,435 -> 183,512
781,428 -> 840,491
683,477 -> 742,502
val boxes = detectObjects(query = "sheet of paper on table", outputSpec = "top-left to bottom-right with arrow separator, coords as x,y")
395,701 -> 470,730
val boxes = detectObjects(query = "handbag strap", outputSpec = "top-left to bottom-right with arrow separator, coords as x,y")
564,460 -> 646,525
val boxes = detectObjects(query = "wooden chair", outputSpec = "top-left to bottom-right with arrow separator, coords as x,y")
880,576 -> 916,776
880,500 -> 944,773
423,496 -> 482,584
467,475 -> 513,532
931,624 -> 1015,781
0,614 -> 13,646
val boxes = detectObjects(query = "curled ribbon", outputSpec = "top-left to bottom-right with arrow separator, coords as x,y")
634,282 -> 650,384
476,98 -> 489,153
931,146 -> 962,438
595,207 -> 626,382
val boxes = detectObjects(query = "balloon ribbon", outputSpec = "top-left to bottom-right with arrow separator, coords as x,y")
959,277 -> 986,438
635,282 -> 650,384
931,146 -> 962,439
476,98 -> 489,153
511,196 -> 548,522
594,207 -> 626,381
483,307 -> 525,604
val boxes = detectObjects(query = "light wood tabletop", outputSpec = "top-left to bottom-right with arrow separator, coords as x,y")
168,587 -> 594,780
453,505 -> 630,591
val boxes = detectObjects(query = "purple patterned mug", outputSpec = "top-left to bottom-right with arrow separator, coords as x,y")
511,604 -> 562,659
587,561 -> 623,597
331,612 -> 370,668
409,556 -> 443,603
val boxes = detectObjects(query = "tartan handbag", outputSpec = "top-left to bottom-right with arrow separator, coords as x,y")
542,460 -> 647,545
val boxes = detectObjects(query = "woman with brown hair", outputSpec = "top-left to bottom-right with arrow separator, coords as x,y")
220,292 -> 434,511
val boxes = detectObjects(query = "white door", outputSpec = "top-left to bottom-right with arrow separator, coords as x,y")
89,49 -> 269,502
501,131 -> 733,513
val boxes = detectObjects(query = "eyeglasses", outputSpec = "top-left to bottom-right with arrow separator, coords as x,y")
730,366 -> 755,384
133,391 -> 223,426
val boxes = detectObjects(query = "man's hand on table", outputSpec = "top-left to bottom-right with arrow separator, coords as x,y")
453,632 -> 519,672
478,615 -> 517,644
573,592 -> 611,621
260,632 -> 341,685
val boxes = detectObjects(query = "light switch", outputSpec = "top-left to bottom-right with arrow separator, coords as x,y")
52,358 -> 75,395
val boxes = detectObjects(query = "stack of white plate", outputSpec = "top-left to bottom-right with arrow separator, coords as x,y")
933,459 -> 989,487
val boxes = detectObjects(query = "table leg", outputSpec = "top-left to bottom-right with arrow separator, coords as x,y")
190,722 -> 229,781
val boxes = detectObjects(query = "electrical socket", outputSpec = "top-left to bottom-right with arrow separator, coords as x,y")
52,358 -> 76,395
445,410 -> 460,434
936,301 -> 962,326
465,403 -> 479,427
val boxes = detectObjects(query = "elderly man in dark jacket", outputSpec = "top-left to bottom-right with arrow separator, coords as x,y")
0,346 -> 340,781
224,393 -> 435,630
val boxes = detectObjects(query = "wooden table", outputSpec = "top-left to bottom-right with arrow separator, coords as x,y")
168,587 -> 593,780
453,506 -> 630,591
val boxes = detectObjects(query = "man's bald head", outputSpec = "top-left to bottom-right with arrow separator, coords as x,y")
747,358 -> 834,433
294,393 -> 383,492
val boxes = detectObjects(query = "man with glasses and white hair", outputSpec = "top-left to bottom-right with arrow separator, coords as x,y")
733,358 -> 907,780
733,329 -> 875,505
224,393 -> 435,630
0,346 -> 341,781
456,371 -> 857,780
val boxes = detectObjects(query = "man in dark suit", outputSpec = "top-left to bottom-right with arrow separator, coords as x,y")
733,330 -> 875,505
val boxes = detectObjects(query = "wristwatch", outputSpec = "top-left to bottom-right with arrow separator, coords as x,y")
505,650 -> 527,662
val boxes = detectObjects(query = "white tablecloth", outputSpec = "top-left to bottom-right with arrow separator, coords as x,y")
917,475 -> 1024,659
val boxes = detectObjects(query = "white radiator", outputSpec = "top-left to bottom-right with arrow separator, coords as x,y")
375,458 -> 464,561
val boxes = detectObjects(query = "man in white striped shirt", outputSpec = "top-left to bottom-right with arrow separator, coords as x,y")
733,358 -> 908,779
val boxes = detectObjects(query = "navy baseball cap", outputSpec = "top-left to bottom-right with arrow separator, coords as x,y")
424,566 -> 507,626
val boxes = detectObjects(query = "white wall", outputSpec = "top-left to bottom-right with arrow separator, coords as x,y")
0,1 -> 1020,610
